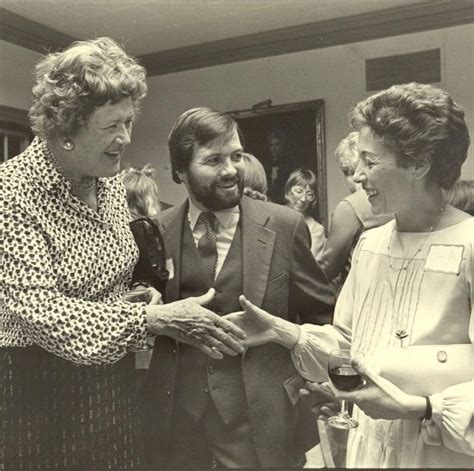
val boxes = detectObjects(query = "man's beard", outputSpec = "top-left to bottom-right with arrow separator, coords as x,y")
187,173 -> 243,211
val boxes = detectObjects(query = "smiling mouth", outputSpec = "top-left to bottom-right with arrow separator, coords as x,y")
365,188 -> 378,199
104,150 -> 122,159
216,180 -> 239,189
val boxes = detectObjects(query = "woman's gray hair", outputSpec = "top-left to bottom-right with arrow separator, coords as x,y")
29,37 -> 147,140
350,82 -> 469,189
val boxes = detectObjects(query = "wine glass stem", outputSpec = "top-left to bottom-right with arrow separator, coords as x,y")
341,400 -> 349,416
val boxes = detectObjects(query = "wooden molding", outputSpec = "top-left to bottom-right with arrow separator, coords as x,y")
0,1 -> 473,75
0,104 -> 30,127
0,7 -> 75,53
140,0 -> 474,76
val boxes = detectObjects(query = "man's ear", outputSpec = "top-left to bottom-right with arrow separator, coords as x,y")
172,168 -> 185,184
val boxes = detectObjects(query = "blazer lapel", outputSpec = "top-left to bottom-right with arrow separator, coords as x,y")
241,197 -> 275,306
160,200 -> 188,302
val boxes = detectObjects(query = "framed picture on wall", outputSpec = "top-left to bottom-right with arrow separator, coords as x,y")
228,99 -> 327,229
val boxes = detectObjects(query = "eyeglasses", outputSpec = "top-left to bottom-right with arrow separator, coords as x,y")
291,186 -> 316,201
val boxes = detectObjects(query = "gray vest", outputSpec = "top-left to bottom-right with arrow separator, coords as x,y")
174,219 -> 246,425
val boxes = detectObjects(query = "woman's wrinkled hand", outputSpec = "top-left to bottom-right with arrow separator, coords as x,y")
146,289 -> 247,360
318,358 -> 425,420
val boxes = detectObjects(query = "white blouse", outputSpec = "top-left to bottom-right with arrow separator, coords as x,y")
292,217 -> 474,468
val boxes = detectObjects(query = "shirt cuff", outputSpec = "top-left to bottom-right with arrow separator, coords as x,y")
292,325 -> 307,356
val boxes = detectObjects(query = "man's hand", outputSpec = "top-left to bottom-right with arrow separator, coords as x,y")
146,289 -> 246,360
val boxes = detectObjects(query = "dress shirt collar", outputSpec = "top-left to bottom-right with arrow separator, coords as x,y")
188,198 -> 240,230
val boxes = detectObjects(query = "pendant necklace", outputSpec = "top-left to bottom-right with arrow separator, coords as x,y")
387,204 -> 445,343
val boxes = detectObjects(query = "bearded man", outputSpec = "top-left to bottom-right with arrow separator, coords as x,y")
142,108 -> 334,469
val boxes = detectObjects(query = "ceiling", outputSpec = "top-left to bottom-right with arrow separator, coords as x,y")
0,0 -> 428,55
1,0 -> 472,76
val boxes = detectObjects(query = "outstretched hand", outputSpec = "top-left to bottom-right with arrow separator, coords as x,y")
147,289 -> 247,360
223,296 -> 277,348
320,358 -> 425,420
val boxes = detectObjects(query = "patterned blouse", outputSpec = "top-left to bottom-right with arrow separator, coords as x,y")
0,137 -> 147,364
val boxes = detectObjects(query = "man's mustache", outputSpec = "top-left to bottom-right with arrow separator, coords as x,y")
215,176 -> 241,186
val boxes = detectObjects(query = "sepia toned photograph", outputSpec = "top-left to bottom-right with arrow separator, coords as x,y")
1,1 -> 473,470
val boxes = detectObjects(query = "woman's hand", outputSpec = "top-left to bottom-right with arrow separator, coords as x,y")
144,286 -> 163,304
300,381 -> 341,421
319,358 -> 426,420
124,285 -> 163,304
224,296 -> 277,347
224,295 -> 300,349
145,289 -> 246,360
243,187 -> 268,202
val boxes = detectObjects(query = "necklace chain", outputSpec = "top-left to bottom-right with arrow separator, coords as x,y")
45,143 -> 97,192
387,205 -> 445,271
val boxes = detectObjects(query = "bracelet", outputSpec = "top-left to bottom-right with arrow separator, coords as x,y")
421,396 -> 433,425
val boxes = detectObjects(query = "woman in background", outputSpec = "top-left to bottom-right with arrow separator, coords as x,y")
445,179 -> 474,216
284,168 -> 326,261
122,164 -> 168,372
0,37 -> 245,470
320,132 -> 392,289
122,163 -> 162,220
242,152 -> 268,201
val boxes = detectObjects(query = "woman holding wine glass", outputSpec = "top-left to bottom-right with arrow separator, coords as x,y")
225,83 -> 473,468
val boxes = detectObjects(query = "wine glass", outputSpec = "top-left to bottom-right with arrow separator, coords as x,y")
327,349 -> 363,429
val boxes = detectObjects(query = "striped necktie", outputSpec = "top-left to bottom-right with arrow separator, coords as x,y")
197,212 -> 218,280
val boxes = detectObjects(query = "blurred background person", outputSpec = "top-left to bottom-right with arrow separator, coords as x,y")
319,132 -> 392,290
445,179 -> 474,216
226,82 -> 473,468
0,37 -> 245,470
122,163 -> 162,220
284,168 -> 326,262
122,164 -> 168,373
264,129 -> 293,203
242,152 -> 268,201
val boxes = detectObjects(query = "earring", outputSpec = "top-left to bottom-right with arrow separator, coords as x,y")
63,140 -> 74,151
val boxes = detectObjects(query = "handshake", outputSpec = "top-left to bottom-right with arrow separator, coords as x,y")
123,286 -> 300,360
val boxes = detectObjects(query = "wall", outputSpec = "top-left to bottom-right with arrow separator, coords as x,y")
0,40 -> 41,110
1,24 -> 473,214
129,24 -> 474,213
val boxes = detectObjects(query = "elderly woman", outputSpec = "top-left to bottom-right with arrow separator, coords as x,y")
0,38 -> 244,470
227,83 -> 473,468
284,168 -> 326,261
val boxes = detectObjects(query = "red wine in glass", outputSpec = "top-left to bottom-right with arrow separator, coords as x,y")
327,349 -> 364,429
328,365 -> 363,392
